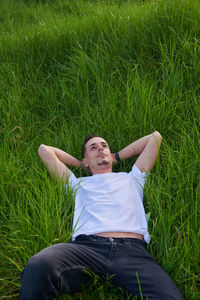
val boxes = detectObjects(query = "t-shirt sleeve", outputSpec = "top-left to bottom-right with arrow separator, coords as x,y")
130,164 -> 148,191
64,171 -> 80,195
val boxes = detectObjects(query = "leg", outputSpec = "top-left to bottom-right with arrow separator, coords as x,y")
109,240 -> 184,300
20,241 -> 108,300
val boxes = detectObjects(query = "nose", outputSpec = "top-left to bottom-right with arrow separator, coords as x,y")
97,145 -> 105,155
98,144 -> 104,151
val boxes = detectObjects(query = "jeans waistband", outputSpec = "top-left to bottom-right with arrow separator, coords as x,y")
75,234 -> 146,248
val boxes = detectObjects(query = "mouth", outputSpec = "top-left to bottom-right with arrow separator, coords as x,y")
98,154 -> 106,158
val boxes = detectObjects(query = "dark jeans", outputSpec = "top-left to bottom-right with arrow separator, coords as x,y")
20,235 -> 184,300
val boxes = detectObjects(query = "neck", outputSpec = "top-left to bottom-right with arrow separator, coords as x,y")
91,166 -> 113,175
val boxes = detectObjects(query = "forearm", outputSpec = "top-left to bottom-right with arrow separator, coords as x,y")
38,145 -> 82,168
118,132 -> 161,160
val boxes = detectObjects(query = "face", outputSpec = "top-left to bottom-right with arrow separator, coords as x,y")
83,137 -> 113,174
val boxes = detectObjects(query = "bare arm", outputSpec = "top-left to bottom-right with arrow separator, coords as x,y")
38,144 -> 82,182
117,131 -> 162,173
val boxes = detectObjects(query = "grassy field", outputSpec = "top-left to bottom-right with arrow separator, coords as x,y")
0,0 -> 199,298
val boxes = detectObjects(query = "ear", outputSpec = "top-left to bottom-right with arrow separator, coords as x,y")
111,153 -> 116,162
82,158 -> 89,167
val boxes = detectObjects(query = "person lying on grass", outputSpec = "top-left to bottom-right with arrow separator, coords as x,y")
20,132 -> 184,300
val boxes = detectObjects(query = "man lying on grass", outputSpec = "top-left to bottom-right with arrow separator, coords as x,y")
20,132 -> 184,300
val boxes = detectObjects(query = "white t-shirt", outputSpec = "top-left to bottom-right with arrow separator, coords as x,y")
67,164 -> 150,243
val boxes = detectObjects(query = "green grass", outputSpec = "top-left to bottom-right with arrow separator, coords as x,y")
0,0 -> 200,298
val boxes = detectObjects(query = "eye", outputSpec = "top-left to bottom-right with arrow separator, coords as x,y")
90,146 -> 96,151
103,144 -> 108,148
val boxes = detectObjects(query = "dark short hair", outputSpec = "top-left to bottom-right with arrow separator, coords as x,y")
81,134 -> 100,158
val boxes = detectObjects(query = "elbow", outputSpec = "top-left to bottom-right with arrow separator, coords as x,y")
153,131 -> 162,146
38,144 -> 46,158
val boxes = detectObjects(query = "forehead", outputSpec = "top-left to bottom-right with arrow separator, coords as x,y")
86,137 -> 108,148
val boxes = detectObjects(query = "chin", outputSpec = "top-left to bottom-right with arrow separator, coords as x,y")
97,160 -> 110,166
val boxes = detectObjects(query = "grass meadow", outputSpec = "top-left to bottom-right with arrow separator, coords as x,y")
0,0 -> 199,298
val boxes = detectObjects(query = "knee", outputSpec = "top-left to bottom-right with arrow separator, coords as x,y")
22,253 -> 53,281
20,253 -> 58,299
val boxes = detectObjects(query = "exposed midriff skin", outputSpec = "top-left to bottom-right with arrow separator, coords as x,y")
95,232 -> 144,241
